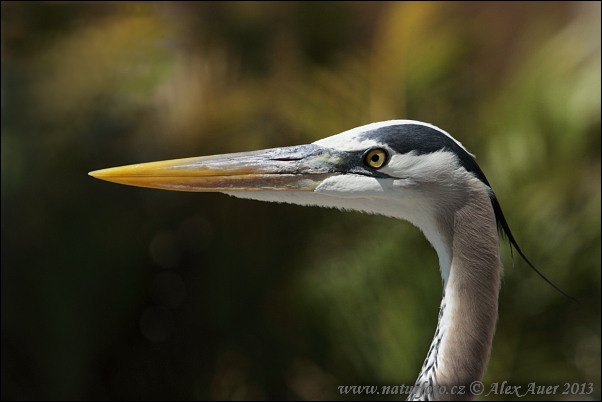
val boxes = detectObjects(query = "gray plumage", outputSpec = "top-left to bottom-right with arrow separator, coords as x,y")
90,120 -> 540,401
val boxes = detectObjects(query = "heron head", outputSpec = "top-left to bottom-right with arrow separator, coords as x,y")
90,119 -> 574,308
89,120 -> 487,221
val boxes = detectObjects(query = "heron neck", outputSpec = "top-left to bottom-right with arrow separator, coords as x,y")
411,190 -> 501,400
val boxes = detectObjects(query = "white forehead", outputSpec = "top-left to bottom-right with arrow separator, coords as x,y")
313,120 -> 470,155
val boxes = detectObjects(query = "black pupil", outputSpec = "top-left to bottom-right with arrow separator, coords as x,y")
371,154 -> 380,162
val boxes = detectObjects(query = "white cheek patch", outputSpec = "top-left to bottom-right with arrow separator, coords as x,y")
380,151 -> 461,181
315,175 -> 387,197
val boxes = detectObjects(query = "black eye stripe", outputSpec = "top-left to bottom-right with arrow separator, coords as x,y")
357,124 -> 491,186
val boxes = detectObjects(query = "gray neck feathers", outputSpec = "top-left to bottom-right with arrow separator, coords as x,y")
409,177 -> 502,401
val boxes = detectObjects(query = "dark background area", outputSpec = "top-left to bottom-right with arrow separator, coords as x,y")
1,2 -> 600,400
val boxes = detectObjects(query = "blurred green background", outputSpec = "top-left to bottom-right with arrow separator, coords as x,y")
1,2 -> 600,400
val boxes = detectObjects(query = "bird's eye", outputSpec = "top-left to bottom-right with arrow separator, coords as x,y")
364,148 -> 387,169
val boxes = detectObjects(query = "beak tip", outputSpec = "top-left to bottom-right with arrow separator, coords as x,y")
89,168 -> 114,179
88,169 -> 102,178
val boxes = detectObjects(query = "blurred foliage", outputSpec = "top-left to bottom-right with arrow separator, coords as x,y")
1,2 -> 600,400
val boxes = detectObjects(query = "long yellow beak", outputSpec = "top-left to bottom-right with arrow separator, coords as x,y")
89,145 -> 341,192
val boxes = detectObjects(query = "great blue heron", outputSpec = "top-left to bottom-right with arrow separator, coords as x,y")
90,120 -> 564,400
